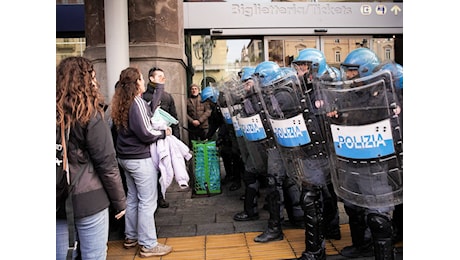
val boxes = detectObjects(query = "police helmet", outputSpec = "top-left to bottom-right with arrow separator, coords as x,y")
281,66 -> 296,75
341,48 -> 381,79
292,48 -> 328,77
200,86 -> 219,103
254,61 -> 284,86
379,62 -> 403,90
239,67 -> 255,82
393,63 -> 403,89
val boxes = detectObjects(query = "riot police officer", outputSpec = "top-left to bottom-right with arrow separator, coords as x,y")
291,48 -> 342,241
250,61 -> 294,243
317,48 -> 403,260
375,61 -> 403,244
231,67 -> 269,222
253,57 -> 337,259
201,86 -> 244,191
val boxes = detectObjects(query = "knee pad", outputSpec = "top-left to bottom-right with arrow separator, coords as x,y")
300,188 -> 323,229
266,176 -> 280,195
300,188 -> 321,211
367,213 -> 393,239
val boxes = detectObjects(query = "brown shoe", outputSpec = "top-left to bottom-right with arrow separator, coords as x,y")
139,243 -> 172,257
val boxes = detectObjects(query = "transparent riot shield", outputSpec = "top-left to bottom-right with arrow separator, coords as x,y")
221,78 -> 268,174
255,69 -> 330,187
315,69 -> 403,209
217,80 -> 247,164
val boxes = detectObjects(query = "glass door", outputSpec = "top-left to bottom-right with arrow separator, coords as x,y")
190,36 -> 263,89
189,35 -> 397,89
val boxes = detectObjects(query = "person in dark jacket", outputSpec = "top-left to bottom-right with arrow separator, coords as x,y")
111,67 -> 173,257
56,56 -> 127,260
186,83 -> 212,147
143,67 -> 180,139
143,66 -> 180,208
323,49 -> 402,259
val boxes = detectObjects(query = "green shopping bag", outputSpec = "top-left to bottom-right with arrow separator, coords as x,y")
192,140 -> 221,195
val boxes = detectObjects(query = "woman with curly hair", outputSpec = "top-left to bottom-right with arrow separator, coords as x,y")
111,67 -> 173,257
56,56 -> 127,260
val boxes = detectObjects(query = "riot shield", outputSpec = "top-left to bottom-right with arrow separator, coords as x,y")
315,69 -> 403,209
255,68 -> 330,187
221,78 -> 268,174
217,80 -> 246,161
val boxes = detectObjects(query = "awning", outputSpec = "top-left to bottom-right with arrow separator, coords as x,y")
56,4 -> 85,38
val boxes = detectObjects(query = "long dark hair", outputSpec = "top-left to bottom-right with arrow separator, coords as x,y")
111,67 -> 143,131
56,56 -> 103,128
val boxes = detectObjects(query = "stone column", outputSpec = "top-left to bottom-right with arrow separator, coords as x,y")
104,0 -> 129,102
84,0 -> 188,141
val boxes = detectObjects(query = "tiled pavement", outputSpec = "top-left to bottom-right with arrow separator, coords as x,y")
107,171 -> 402,259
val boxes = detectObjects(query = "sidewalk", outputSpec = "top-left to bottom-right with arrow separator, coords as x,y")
109,177 -> 349,240
108,165 -> 402,259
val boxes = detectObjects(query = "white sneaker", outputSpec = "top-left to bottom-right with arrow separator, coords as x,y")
139,243 -> 172,257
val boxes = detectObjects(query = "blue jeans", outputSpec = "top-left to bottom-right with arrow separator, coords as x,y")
56,208 -> 109,260
118,158 -> 159,249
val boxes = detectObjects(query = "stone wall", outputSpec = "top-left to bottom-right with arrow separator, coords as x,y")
83,0 -> 189,142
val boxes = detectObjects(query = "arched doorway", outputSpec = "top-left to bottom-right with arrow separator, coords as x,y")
200,77 -> 216,89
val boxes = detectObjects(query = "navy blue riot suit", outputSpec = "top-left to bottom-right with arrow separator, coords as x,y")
291,49 -> 343,242
256,59 -> 340,259
224,70 -> 269,223
249,61 -> 313,244
243,73 -> 287,243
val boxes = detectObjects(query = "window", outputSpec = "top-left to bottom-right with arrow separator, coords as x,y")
56,37 -> 86,66
335,51 -> 341,63
385,48 -> 392,60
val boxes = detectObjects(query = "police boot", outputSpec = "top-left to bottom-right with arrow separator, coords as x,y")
368,213 -> 395,260
289,249 -> 326,260
300,187 -> 326,259
254,219 -> 283,243
340,241 -> 373,258
233,182 -> 259,221
340,206 -> 374,258
373,238 -> 395,260
254,191 -> 283,243
392,204 -> 403,243
322,184 -> 341,240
